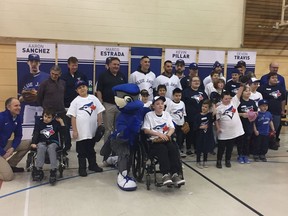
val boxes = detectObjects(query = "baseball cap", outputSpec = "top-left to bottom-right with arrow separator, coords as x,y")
231,69 -> 241,74
75,80 -> 88,89
140,89 -> 149,96
251,77 -> 260,83
175,59 -> 185,66
189,63 -> 198,70
28,54 -> 40,61
213,61 -> 222,69
234,60 -> 246,68
258,99 -> 268,106
152,96 -> 166,104
105,57 -> 111,65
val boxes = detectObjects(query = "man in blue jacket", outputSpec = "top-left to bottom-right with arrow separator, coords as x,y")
0,97 -> 30,181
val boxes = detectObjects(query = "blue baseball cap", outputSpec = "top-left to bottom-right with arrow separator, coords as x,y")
258,99 -> 268,106
234,60 -> 246,68
189,63 -> 198,70
213,61 -> 222,69
28,54 -> 40,61
75,80 -> 88,89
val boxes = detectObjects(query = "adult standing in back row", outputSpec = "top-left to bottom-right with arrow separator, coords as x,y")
129,56 -> 156,101
97,57 -> 127,143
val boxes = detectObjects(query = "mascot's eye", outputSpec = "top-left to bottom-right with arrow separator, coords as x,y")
124,96 -> 133,103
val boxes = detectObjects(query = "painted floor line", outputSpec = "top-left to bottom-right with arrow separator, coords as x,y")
182,161 -> 264,216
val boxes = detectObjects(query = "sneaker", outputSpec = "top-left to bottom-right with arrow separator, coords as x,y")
49,169 -> 57,185
180,151 -> 187,158
253,155 -> 260,162
203,161 -> 208,168
117,170 -> 137,191
186,151 -> 194,156
196,162 -> 203,169
216,160 -> 222,169
88,163 -> 103,172
171,173 -> 185,186
259,155 -> 267,162
209,150 -> 216,155
32,168 -> 44,181
162,174 -> 172,186
106,156 -> 118,167
225,160 -> 231,168
243,156 -> 250,164
237,156 -> 245,164
10,166 -> 24,173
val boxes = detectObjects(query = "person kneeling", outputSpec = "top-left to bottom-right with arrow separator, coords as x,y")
142,96 -> 185,187
31,109 -> 65,185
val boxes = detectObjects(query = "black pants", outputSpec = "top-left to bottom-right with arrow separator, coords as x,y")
185,122 -> 196,151
174,125 -> 185,150
236,134 -> 250,156
76,139 -> 96,159
196,153 -> 208,163
150,141 -> 181,175
217,138 -> 236,161
254,135 -> 269,156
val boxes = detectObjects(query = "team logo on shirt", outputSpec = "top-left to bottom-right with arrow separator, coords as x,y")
240,105 -> 254,113
269,90 -> 281,99
173,108 -> 184,119
223,106 -> 236,119
79,102 -> 96,116
153,123 -> 169,133
200,120 -> 209,133
40,126 -> 55,138
191,93 -> 203,103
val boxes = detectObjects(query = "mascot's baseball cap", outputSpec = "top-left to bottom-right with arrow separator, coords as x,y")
140,89 -> 149,97
175,59 -> 185,66
234,60 -> 246,68
258,99 -> 268,106
189,63 -> 198,70
75,80 -> 88,89
28,54 -> 40,61
152,96 -> 166,104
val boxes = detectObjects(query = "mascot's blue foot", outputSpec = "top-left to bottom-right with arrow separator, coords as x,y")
117,170 -> 137,191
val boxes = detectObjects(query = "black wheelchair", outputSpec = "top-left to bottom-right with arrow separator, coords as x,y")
25,116 -> 69,184
131,132 -> 184,190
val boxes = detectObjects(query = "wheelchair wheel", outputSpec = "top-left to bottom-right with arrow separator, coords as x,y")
131,141 -> 145,182
26,152 -> 35,172
64,157 -> 69,168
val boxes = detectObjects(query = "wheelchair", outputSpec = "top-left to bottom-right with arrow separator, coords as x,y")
131,132 -> 184,190
25,115 -> 69,184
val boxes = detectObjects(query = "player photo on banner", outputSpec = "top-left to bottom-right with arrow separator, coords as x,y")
164,49 -> 197,76
227,51 -> 257,80
95,46 -> 129,81
198,50 -> 225,81
16,41 -> 56,139
58,44 -> 94,93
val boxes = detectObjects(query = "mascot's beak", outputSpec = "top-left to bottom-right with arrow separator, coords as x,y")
114,96 -> 127,108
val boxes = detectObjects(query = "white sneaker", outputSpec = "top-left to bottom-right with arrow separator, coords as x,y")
117,170 -> 137,191
171,173 -> 185,186
104,156 -> 118,167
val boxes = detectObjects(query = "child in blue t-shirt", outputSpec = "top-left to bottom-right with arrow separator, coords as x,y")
253,99 -> 275,162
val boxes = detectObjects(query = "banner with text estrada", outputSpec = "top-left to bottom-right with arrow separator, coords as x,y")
16,41 -> 56,139
95,46 -> 129,82
165,49 -> 197,76
227,51 -> 257,80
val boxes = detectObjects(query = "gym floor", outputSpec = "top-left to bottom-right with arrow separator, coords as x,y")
1,127 -> 288,216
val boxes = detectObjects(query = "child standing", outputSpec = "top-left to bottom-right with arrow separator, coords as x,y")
67,80 -> 105,176
249,77 -> 263,107
237,85 -> 258,164
253,99 -> 275,162
215,84 -> 245,168
166,88 -> 187,157
31,109 -> 65,184
140,89 -> 152,108
194,100 -> 215,168
157,84 -> 172,108
142,96 -> 185,186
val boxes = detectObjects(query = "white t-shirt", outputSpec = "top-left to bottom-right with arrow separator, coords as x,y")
153,74 -> 182,99
249,91 -> 263,107
143,101 -> 152,108
216,96 -> 244,140
205,82 -> 217,98
165,100 -> 186,126
66,95 -> 105,141
142,111 -> 175,140
203,74 -> 226,86
129,70 -> 156,101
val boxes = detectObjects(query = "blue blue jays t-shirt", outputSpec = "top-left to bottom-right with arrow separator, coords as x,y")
255,111 -> 272,136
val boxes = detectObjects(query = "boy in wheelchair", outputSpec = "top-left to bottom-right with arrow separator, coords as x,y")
142,96 -> 185,187
30,109 -> 65,184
